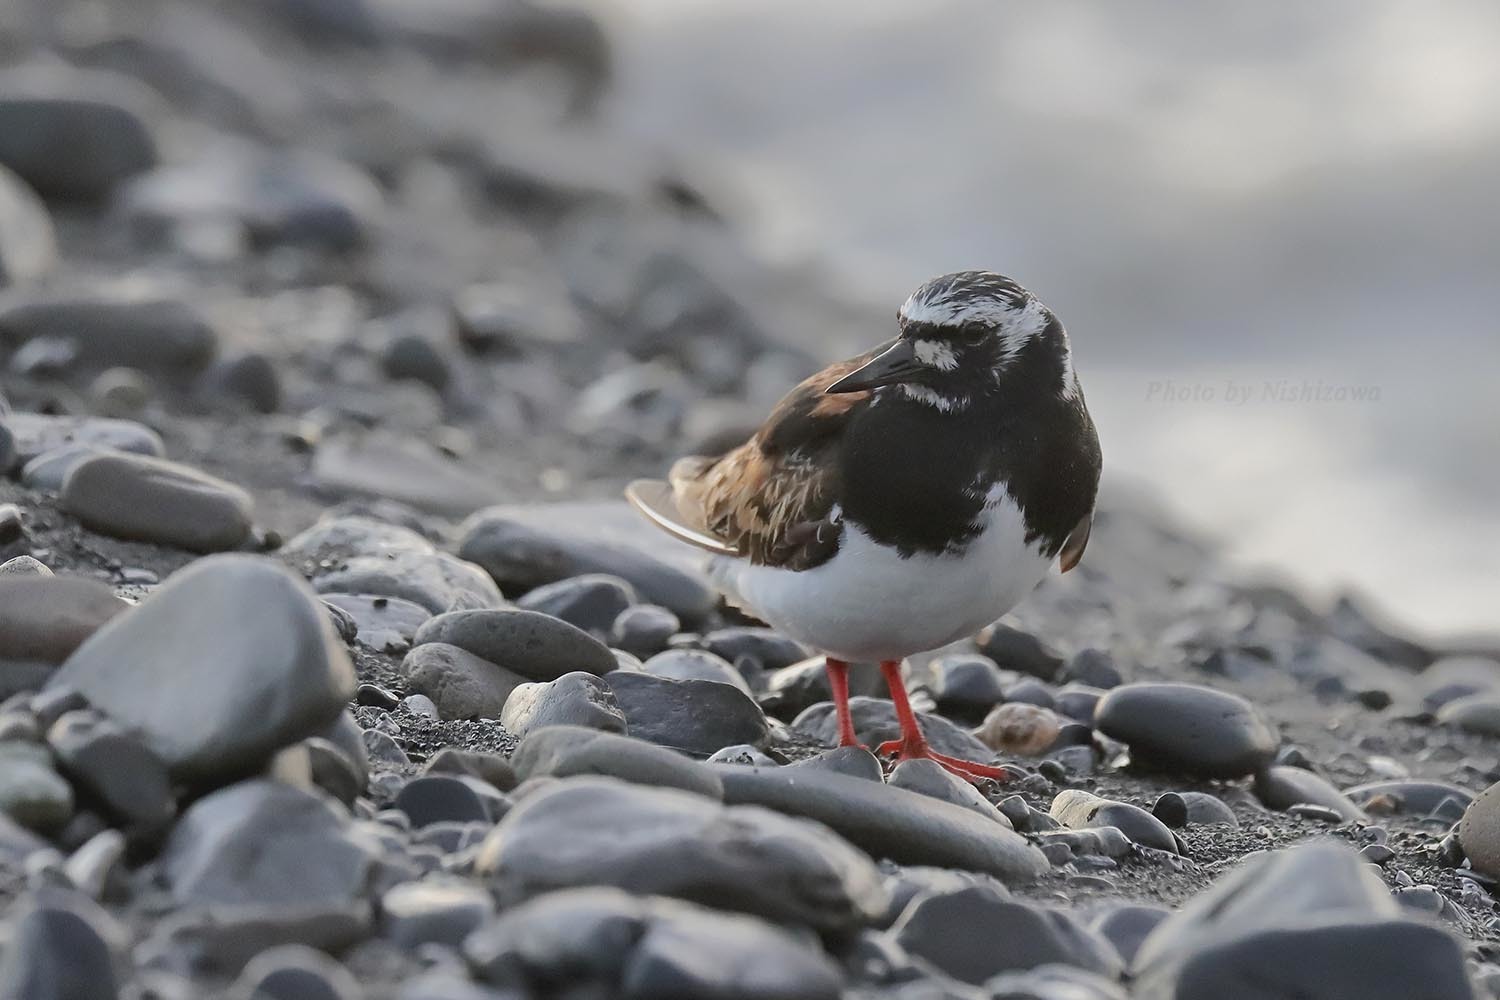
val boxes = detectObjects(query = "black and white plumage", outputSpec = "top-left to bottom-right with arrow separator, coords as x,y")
628,270 -> 1101,779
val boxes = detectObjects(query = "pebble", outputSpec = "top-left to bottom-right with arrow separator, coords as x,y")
0,292 -> 216,374
699,627 -> 810,672
1094,682 -> 1278,778
412,608 -> 618,680
46,554 -> 355,784
709,744 -> 781,767
1150,792 -> 1188,829
1050,790 -> 1181,854
788,746 -> 885,782
716,764 -> 1050,883
1252,765 -> 1367,822
457,503 -> 716,625
160,779 -> 376,907
1062,647 -> 1125,689
3,413 -> 164,468
975,624 -> 1064,680
47,710 -> 175,839
609,604 -> 681,658
313,549 -> 501,615
201,353 -> 283,415
0,891 -> 123,1000
891,884 -> 1121,984
401,642 -> 528,720
475,776 -> 887,932
515,573 -> 637,637
0,163 -> 56,287
510,725 -> 724,798
975,702 -> 1063,756
63,829 -> 127,901
393,775 -> 500,827
605,670 -> 771,756
229,943 -> 362,1000
61,452 -> 254,553
888,759 -> 1009,824
0,741 -> 73,832
500,671 -> 626,738
1132,841 -> 1472,999
925,653 -> 1009,719
1089,903 -> 1172,966
641,647 -> 751,692
379,879 -> 495,949
304,738 -> 366,807
321,594 -> 431,653
795,696 -> 997,763
1177,790 -> 1239,827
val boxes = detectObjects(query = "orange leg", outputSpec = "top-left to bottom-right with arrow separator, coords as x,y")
825,657 -> 862,748
874,660 -> 1012,783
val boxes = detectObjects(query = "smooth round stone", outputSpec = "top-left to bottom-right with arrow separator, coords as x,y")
230,943 -> 361,1000
320,593 -> 431,653
925,653 -> 1009,718
310,435 -> 498,519
1054,684 -> 1106,722
510,725 -> 723,798
394,776 -> 494,828
424,748 -> 517,792
46,555 -> 355,784
709,744 -> 780,768
1132,842 -> 1472,1000
1458,782 -> 1500,877
609,604 -> 681,659
88,367 -> 153,418
1089,903 -> 1172,966
975,624 -> 1064,680
888,759 -> 1008,824
3,413 -> 164,468
1436,694 -> 1500,737
499,672 -> 626,738
1253,766 -> 1367,823
716,765 -> 1049,883
0,162 -> 56,286
604,671 -> 770,756
1063,648 -> 1124,689
0,293 -> 215,374
1002,677 -> 1056,709
312,549 -> 501,614
640,648 -> 750,692
1094,683 -> 1277,779
61,452 -> 253,553
1050,790 -> 1181,854
381,334 -> 451,391
976,703 -> 1063,756
19,445 -> 109,491
0,893 -> 123,1000
0,576 -> 127,668
788,746 -> 884,782
516,573 -> 637,637
201,352 -> 283,414
47,711 -> 174,837
160,779 -> 375,907
402,694 -> 439,719
1179,791 -> 1239,827
280,514 -> 435,564
0,741 -> 73,832
0,555 -> 51,577
65,829 -> 127,901
892,885 -> 1121,985
413,608 -> 617,680
1344,780 -> 1474,819
380,879 -> 495,949
0,89 -> 157,201
699,627 -> 809,672
1151,792 -> 1189,829
476,776 -> 887,933
401,643 -> 528,721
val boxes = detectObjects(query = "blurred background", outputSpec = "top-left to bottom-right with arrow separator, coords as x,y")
1,0 -> 1495,639
591,0 -> 1500,640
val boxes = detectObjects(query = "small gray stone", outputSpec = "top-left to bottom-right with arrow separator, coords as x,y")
3,413 -> 163,469
605,671 -> 770,756
1050,790 -> 1180,854
516,573 -> 636,637
401,643 -> 528,721
413,608 -> 617,680
1094,683 -> 1278,779
320,594 -> 431,654
789,746 -> 884,782
379,879 -> 495,949
1437,694 -> 1500,737
313,550 -> 501,614
1178,791 -> 1239,827
699,627 -> 809,671
609,604 -> 681,658
1253,766 -> 1367,823
0,741 -> 73,832
47,710 -> 174,837
641,648 -> 750,692
794,696 -> 996,763
393,775 -> 500,828
975,624 -> 1064,680
61,452 -> 253,553
500,672 -> 626,738
63,830 -> 126,901
0,87 -> 158,201
0,163 -> 55,286
311,435 -> 497,519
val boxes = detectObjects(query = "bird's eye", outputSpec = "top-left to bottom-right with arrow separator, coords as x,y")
960,324 -> 988,347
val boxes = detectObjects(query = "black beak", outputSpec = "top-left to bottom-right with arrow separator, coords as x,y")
824,339 -> 923,394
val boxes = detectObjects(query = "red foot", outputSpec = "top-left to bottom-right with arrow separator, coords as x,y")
875,738 -> 1014,783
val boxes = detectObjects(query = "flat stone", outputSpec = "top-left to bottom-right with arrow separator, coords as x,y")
61,452 -> 253,553
159,779 -> 375,907
794,696 -> 996,762
889,759 -> 1008,824
1049,790 -> 1180,854
47,555 -> 355,785
313,550 -> 501,614
500,672 -> 626,738
1253,766 -> 1367,823
716,765 -> 1050,884
47,710 -> 174,837
0,891 -> 124,1000
279,514 -> 434,564
476,776 -> 887,932
1094,683 -> 1278,779
0,162 -> 56,287
604,671 -> 770,756
510,725 -> 723,798
641,648 -> 750,692
379,879 -> 495,949
458,503 -> 715,625
3,413 -> 163,468
423,748 -> 516,792
1131,841 -> 1472,1000
311,435 -> 497,518
401,643 -> 528,721
0,741 -> 73,832
0,292 -> 215,373
393,775 -> 495,828
413,608 -> 617,680
516,573 -> 636,637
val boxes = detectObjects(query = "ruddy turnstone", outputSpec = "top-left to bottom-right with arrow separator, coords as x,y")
627,270 -> 1101,781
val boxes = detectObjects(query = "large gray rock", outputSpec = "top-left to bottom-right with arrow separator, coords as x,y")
1094,683 -> 1277,779
500,672 -> 626,737
604,670 -> 770,755
46,555 -> 355,785
1131,841 -> 1474,1000
61,452 -> 254,553
413,608 -> 617,679
159,779 -> 375,907
715,765 -> 1050,885
475,776 -> 887,933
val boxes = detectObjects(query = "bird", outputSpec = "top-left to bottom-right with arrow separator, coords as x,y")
627,270 -> 1101,781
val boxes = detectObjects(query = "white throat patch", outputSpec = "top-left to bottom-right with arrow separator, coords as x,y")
912,339 -> 958,371
896,383 -> 968,412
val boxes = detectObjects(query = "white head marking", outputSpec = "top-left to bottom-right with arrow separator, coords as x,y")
912,339 -> 959,370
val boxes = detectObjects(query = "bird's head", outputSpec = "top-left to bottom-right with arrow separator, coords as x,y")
824,270 -> 1076,410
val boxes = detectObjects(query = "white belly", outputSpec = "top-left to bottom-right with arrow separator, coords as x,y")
710,496 -> 1053,662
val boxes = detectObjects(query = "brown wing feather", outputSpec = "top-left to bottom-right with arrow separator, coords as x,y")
664,349 -> 881,570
